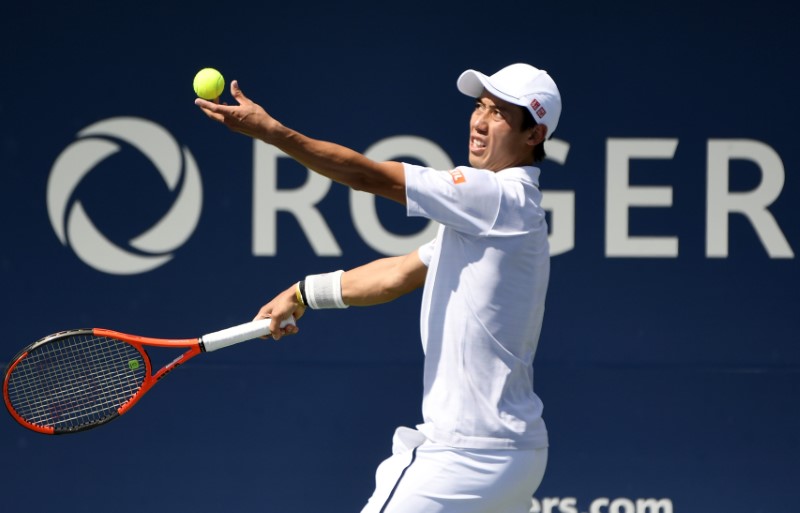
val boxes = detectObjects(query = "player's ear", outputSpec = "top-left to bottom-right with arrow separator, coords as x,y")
527,124 -> 547,147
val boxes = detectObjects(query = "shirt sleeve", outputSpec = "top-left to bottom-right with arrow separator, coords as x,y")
417,237 -> 436,266
404,163 -> 502,236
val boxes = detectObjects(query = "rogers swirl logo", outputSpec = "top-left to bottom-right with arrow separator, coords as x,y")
47,117 -> 202,275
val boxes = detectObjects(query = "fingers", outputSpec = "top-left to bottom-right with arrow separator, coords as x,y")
230,80 -> 253,105
194,79 -> 245,107
194,98 -> 228,123
195,100 -> 225,123
194,80 -> 243,119
195,97 -> 232,114
252,300 -> 301,341
194,99 -> 251,136
267,314 -> 300,341
269,316 -> 299,341
250,313 -> 297,340
254,284 -> 308,340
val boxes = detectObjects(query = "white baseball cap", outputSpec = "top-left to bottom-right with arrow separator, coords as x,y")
457,63 -> 562,138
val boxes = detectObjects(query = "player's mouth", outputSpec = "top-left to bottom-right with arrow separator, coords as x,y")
470,136 -> 487,154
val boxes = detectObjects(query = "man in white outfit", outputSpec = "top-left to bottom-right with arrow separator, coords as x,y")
196,62 -> 562,513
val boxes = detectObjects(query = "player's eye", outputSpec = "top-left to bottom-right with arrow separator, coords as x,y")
474,101 -> 505,121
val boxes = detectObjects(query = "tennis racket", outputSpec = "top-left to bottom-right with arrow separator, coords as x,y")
3,317 -> 294,435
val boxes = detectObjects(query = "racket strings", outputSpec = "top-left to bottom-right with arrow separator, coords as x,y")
7,334 -> 147,431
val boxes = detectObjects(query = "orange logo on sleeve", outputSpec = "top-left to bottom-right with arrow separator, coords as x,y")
449,169 -> 466,184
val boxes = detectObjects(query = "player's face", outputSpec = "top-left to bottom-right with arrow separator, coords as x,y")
468,92 -> 536,171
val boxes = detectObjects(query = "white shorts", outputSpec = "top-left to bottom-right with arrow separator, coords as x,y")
360,427 -> 548,513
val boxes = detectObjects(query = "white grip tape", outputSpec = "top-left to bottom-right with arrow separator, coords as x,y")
201,316 -> 296,352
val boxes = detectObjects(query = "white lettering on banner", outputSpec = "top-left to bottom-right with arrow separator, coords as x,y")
253,142 -> 341,256
355,136 -> 444,255
706,139 -> 794,258
253,136 -> 445,256
252,136 -> 574,257
251,135 -> 793,260
606,139 -> 679,257
47,115 -> 795,275
530,496 -> 673,513
541,138 -> 575,256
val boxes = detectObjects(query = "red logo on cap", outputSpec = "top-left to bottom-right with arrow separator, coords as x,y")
530,99 -> 546,118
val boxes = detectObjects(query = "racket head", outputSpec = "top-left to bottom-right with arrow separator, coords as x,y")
3,329 -> 151,434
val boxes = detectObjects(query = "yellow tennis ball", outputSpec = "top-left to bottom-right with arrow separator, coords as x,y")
193,68 -> 225,100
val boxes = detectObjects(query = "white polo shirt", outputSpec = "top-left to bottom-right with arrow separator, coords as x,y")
404,162 -> 549,450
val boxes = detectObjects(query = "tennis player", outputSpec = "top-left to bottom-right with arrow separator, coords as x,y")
196,62 -> 561,513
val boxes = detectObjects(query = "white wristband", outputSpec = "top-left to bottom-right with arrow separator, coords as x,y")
304,270 -> 348,309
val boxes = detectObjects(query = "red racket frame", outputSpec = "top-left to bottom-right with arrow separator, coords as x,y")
3,329 -> 204,435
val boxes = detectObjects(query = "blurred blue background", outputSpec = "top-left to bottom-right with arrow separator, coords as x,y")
1,1 -> 797,512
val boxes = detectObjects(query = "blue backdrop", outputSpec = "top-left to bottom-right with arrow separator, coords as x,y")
2,1 -> 797,512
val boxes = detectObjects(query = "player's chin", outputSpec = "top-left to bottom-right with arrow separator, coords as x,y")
467,153 -> 485,169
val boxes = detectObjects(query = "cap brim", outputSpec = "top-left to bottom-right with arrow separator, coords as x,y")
457,69 -> 525,107
457,69 -> 486,97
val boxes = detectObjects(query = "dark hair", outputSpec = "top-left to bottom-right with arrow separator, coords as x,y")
520,107 -> 546,163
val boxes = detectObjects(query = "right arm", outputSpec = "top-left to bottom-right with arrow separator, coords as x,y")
341,250 -> 428,307
255,250 -> 427,339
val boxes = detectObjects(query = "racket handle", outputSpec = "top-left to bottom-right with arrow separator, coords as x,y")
201,316 -> 296,352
